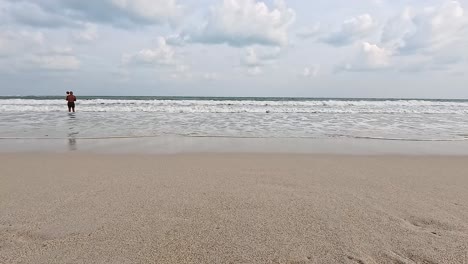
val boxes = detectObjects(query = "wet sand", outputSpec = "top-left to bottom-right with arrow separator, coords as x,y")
1,153 -> 467,263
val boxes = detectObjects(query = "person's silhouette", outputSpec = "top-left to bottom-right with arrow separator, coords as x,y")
66,91 -> 77,112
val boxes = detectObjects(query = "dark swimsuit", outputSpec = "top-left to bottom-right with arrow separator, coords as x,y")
67,95 -> 76,108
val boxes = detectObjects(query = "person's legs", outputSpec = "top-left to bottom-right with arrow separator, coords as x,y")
72,105 -> 75,112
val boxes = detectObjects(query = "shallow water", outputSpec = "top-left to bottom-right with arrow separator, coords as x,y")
1,97 -> 467,141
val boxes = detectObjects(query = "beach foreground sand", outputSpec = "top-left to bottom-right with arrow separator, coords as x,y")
1,153 -> 467,263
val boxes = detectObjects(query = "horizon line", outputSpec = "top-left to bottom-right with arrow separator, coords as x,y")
0,95 -> 467,101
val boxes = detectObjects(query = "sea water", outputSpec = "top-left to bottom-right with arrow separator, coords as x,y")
0,96 -> 467,141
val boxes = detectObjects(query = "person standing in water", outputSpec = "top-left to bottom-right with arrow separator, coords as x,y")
66,91 -> 77,112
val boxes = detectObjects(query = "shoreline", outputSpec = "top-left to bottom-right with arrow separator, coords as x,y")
1,136 -> 468,155
1,153 -> 467,263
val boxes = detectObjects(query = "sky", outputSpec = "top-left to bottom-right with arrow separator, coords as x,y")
0,0 -> 467,98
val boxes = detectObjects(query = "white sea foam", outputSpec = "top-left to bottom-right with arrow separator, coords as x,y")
1,98 -> 467,141
1,99 -> 468,114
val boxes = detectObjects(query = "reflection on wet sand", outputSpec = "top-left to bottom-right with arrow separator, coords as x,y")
68,133 -> 78,151
68,113 -> 78,151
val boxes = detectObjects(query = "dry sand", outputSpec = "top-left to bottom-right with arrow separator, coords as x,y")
1,153 -> 467,264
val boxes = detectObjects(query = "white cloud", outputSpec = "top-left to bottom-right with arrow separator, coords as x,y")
370,0 -> 383,4
323,14 -> 377,46
5,1 -> 79,28
242,46 -> 280,67
372,0 -> 468,73
109,0 -> 182,24
382,1 -> 468,54
244,48 -> 262,67
334,1 -> 468,73
122,37 -> 176,66
121,37 -> 197,81
191,0 -> 295,47
45,46 -> 74,56
380,8 -> 413,49
0,29 -> 81,71
3,0 -> 183,28
242,46 -> 280,76
74,24 -> 99,42
28,55 -> 80,71
296,23 -> 321,39
0,31 -> 44,57
247,66 -> 262,75
302,65 -> 320,78
166,34 -> 190,46
340,42 -> 391,72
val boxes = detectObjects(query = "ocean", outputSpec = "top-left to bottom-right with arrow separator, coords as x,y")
1,96 -> 467,142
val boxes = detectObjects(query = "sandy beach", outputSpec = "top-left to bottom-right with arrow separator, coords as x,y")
1,153 -> 467,263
